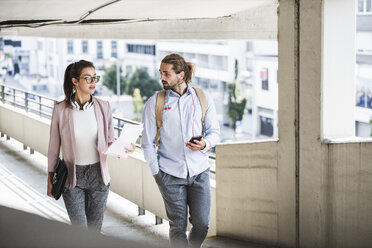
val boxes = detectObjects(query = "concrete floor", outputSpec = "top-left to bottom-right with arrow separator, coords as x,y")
0,135 -> 272,248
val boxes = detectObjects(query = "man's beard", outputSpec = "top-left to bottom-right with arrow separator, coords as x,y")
162,79 -> 183,90
162,80 -> 170,90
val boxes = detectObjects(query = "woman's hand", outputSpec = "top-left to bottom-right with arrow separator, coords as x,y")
47,172 -> 54,198
124,143 -> 136,154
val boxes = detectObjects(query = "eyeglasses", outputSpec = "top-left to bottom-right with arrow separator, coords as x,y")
77,75 -> 100,84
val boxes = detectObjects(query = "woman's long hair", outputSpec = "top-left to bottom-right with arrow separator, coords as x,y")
63,60 -> 95,107
161,53 -> 194,83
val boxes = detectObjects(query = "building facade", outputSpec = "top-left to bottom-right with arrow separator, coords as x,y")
355,0 -> 372,137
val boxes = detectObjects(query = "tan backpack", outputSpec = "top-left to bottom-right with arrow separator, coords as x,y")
155,87 -> 207,147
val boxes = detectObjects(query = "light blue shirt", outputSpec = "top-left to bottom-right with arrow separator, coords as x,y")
141,86 -> 220,179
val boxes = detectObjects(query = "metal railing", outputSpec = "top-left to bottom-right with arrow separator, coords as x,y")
0,84 -> 56,119
0,84 -> 216,173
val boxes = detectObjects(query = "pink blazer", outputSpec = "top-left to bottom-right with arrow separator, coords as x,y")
48,97 -> 114,188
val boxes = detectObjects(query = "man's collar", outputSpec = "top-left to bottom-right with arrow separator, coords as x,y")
167,84 -> 192,97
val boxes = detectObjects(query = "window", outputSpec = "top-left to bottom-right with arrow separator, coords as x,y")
183,53 -> 196,62
49,64 -> 54,78
358,0 -> 372,14
125,65 -> 133,74
197,78 -> 210,89
246,42 -> 253,52
37,41 -> 43,50
260,116 -> 273,137
356,87 -> 372,108
126,44 -> 155,55
48,40 -> 54,53
32,84 -> 48,92
4,39 -> 21,47
195,77 -> 209,89
13,41 -> 21,47
111,41 -> 118,58
97,41 -> 103,59
210,55 -> 228,70
260,68 -> 269,90
196,54 -> 209,68
67,40 -> 74,54
210,81 -> 219,90
277,69 -> 279,84
82,40 -> 88,54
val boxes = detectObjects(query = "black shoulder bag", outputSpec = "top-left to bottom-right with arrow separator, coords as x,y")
51,158 -> 68,200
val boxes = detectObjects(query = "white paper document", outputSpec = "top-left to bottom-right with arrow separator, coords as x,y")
105,124 -> 143,159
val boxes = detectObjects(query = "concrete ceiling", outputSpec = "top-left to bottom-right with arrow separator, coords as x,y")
0,0 -> 278,40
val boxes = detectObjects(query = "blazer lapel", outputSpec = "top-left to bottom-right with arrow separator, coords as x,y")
93,98 -> 104,152
67,107 -> 76,162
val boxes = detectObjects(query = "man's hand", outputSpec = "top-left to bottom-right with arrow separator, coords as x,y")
153,174 -> 157,180
186,139 -> 206,151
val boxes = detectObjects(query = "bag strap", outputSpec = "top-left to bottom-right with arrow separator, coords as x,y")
155,87 -> 208,147
193,87 -> 208,136
155,90 -> 166,147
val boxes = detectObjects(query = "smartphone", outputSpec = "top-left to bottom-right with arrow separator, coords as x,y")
189,135 -> 203,144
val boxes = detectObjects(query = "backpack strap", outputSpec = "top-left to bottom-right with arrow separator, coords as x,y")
155,90 -> 166,147
155,87 -> 208,147
193,87 -> 208,136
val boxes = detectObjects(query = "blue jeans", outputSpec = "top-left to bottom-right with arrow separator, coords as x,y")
62,163 -> 109,232
156,168 -> 211,248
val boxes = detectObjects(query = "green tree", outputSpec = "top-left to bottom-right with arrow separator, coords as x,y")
126,68 -> 162,101
227,59 -> 247,132
132,88 -> 144,122
102,65 -> 127,95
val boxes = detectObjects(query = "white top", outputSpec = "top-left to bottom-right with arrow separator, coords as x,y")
72,100 -> 100,165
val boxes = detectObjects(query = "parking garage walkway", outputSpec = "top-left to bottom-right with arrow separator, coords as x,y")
0,135 -> 273,248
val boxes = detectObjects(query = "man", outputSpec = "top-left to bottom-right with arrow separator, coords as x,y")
141,53 -> 220,248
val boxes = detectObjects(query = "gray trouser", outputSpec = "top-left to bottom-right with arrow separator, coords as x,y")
156,168 -> 211,248
62,163 -> 109,232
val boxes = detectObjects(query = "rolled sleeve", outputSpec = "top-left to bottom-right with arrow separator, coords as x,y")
200,138 -> 212,153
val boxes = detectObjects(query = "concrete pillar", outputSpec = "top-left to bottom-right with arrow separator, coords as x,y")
299,0 -> 327,246
299,1 -> 356,247
277,0 -> 298,247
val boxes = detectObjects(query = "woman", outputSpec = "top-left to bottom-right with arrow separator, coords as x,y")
47,60 -> 135,231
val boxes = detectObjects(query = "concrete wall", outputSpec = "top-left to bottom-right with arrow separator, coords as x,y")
325,142 -> 372,248
216,140 -> 372,248
0,103 -> 216,236
0,104 -> 50,156
216,140 -> 279,244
